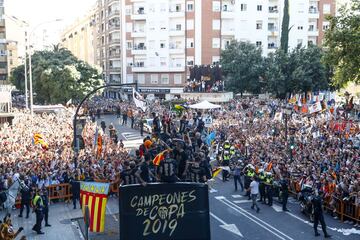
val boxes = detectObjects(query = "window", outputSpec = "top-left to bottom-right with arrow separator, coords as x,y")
187,2 -> 194,12
160,57 -> 167,66
160,21 -> 167,30
257,5 -> 262,11
175,4 -> 181,12
149,40 -> 155,50
298,26 -> 303,30
187,38 -> 194,48
9,50 -> 12,57
127,74 -> 133,83
212,20 -> 220,30
176,24 -> 182,31
212,38 -> 220,48
126,41 -> 132,50
127,57 -> 133,67
149,4 -> 155,13
256,21 -> 263,30
126,23 -> 132,32
187,56 -> 194,66
187,20 -> 194,30
125,5 -> 132,15
241,4 -> 247,11
174,74 -> 182,84
160,41 -> 166,48
213,1 -> 221,12
137,74 -> 145,84
323,4 -> 331,14
161,74 -> 169,84
148,21 -> 155,31
256,41 -> 262,47
323,21 -> 330,30
309,25 -> 315,31
151,74 -> 158,84
212,56 -> 220,64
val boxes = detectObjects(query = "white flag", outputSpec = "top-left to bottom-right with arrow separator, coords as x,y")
132,88 -> 147,112
308,102 -> 322,114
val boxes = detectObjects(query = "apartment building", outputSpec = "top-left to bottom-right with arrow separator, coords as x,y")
61,9 -> 97,66
0,0 -> 7,84
7,40 -> 19,74
120,0 -> 335,98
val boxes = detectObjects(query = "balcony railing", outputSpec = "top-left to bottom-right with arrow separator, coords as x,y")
108,10 -> 120,18
109,38 -> 121,44
134,9 -> 145,15
268,44 -> 278,49
309,8 -> 318,14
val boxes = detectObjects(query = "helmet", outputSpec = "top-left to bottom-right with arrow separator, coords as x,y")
259,168 -> 264,173
230,146 -> 235,150
250,165 -> 255,170
225,140 -> 229,143
266,172 -> 272,176
224,151 -> 229,155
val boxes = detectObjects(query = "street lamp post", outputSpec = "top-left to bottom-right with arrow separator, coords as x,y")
28,19 -> 62,116
284,106 -> 292,141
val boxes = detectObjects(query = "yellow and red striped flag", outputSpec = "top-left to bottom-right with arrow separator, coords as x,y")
152,150 -> 167,166
80,182 -> 110,232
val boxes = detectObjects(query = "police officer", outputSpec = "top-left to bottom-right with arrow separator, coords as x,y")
222,150 -> 231,181
157,151 -> 179,183
258,169 -> 266,203
18,180 -> 31,219
223,140 -> 231,152
264,172 -> 273,206
41,188 -> 51,227
140,115 -> 144,136
312,191 -> 331,238
69,174 -> 80,209
244,164 -> 255,199
32,189 -> 44,235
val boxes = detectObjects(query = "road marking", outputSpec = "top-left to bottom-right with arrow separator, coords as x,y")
210,212 -> 243,238
232,195 -> 243,199
233,200 -> 252,204
216,197 -> 294,240
209,188 -> 218,193
272,205 -> 283,212
328,227 -> 360,236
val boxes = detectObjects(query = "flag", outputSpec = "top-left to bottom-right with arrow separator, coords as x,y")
33,133 -> 49,150
211,167 -> 222,178
174,104 -> 185,110
308,102 -> 322,114
97,134 -> 102,157
267,162 -> 273,171
133,88 -> 147,112
80,182 -> 110,233
206,131 -> 216,146
288,95 -> 297,104
153,150 -> 167,166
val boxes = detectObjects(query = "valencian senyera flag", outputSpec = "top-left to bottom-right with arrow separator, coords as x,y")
80,182 -> 110,232
33,133 -> 49,150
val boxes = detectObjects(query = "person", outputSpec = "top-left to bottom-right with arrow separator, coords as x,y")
280,176 -> 289,211
135,157 -> 153,186
188,155 -> 207,183
100,121 -> 106,133
140,115 -> 144,137
18,180 -> 31,219
130,110 -> 135,129
312,191 -> 331,238
32,189 -> 44,234
222,151 -> 230,182
152,112 -> 161,136
41,188 -> 51,227
233,161 -> 244,191
122,111 -> 128,126
157,151 -> 179,183
265,172 -> 273,206
248,177 -> 260,213
69,174 -> 80,209
244,165 -> 255,199
120,161 -> 138,186
258,169 -> 266,203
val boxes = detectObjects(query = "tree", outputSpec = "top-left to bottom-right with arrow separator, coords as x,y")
10,47 -> 104,104
280,0 -> 290,53
323,0 -> 360,87
221,41 -> 264,95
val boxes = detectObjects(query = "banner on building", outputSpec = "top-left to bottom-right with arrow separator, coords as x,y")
80,182 -> 110,233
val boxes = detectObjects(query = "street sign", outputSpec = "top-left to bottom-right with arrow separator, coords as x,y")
119,183 -> 210,240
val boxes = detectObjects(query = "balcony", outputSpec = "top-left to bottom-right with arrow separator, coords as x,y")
169,10 -> 185,18
268,7 -> 279,18
132,45 -> 147,55
108,10 -> 120,18
169,29 -> 185,36
221,10 -> 234,19
108,67 -> 121,72
109,53 -> 121,59
131,30 -> 146,38
109,38 -> 121,45
221,28 -> 235,36
108,24 -> 120,32
169,47 -> 184,54
268,43 -> 278,49
308,29 -> 319,36
131,9 -> 146,20
268,27 -> 279,36
308,8 -> 319,18
132,65 -> 185,72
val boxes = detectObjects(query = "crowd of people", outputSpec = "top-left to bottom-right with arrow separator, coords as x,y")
0,96 -> 359,237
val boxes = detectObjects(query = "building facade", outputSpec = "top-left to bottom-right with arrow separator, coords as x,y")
6,40 -> 19,75
0,0 -> 7,84
61,8 -> 97,66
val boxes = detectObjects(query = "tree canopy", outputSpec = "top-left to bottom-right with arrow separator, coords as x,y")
10,45 -> 104,104
221,41 -> 264,95
323,0 -> 360,87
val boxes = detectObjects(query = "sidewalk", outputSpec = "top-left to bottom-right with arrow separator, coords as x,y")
0,197 -> 120,240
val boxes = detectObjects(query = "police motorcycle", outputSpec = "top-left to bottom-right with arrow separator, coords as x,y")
298,184 -> 315,222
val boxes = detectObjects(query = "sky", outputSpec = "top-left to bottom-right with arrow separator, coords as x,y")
5,0 -> 96,53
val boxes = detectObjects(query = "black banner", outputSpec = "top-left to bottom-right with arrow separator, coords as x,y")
119,183 -> 210,240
